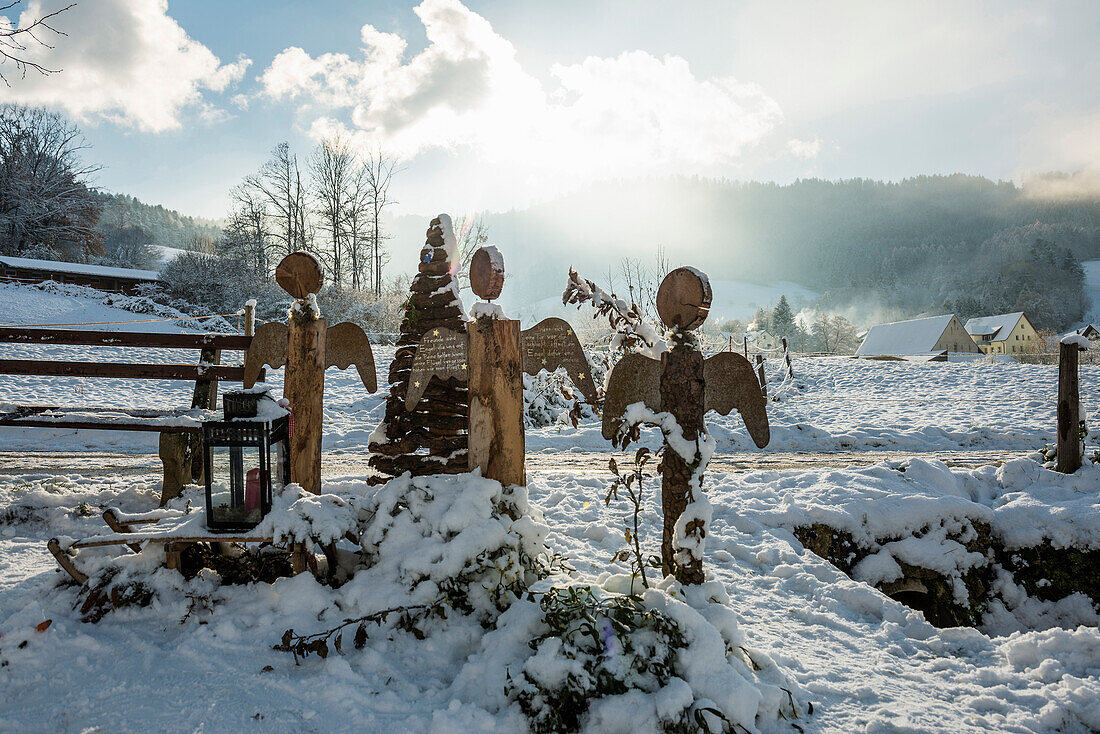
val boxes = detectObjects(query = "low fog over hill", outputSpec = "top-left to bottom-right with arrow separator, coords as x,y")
392,173 -> 1100,328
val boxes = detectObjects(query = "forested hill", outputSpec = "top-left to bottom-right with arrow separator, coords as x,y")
394,174 -> 1100,330
94,192 -> 223,252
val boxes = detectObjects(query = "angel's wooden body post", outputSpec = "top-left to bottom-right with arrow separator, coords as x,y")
287,309 -> 325,494
601,267 -> 769,586
467,317 -> 525,486
245,252 -> 377,497
660,338 -> 705,584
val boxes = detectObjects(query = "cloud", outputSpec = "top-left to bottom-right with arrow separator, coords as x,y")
730,0 -> 1047,117
260,0 -> 781,186
786,136 -> 823,160
3,0 -> 251,132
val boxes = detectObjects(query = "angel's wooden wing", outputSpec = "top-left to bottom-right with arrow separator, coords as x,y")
601,353 -> 661,440
404,328 -> 469,410
326,322 -> 377,393
243,322 -> 287,389
520,317 -> 596,403
704,351 -> 770,448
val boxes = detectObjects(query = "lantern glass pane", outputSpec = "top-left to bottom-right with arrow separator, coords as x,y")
208,444 -> 264,526
270,439 -> 288,494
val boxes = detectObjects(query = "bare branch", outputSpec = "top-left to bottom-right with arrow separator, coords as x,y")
0,1 -> 75,85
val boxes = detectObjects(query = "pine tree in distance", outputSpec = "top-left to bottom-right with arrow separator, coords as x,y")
771,294 -> 796,337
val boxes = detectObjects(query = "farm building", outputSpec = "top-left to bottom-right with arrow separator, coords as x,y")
1062,324 -> 1100,350
856,314 -> 982,359
964,312 -> 1039,356
0,255 -> 161,295
745,328 -> 781,351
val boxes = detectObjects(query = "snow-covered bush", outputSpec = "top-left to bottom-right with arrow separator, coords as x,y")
462,576 -> 809,734
524,369 -> 597,428
506,585 -> 693,732
158,250 -> 285,323
277,474 -> 807,733
346,472 -> 558,620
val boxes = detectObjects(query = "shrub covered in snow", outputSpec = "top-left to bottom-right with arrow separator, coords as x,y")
503,581 -> 807,733
524,369 -> 597,429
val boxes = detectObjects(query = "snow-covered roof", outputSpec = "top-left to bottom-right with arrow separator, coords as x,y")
0,255 -> 161,281
1068,324 -> 1100,340
964,312 -> 1024,341
856,314 -> 955,356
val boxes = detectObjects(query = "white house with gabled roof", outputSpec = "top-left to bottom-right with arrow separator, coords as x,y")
964,312 -> 1039,356
856,314 -> 981,359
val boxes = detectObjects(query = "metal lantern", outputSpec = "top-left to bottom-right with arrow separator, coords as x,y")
202,390 -> 290,532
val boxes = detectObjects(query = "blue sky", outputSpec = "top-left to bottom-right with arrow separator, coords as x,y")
3,0 -> 1099,219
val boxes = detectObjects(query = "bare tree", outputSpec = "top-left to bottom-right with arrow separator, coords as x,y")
362,147 -> 399,297
617,245 -> 670,325
229,183 -> 272,273
243,142 -> 310,258
0,1 -> 74,85
0,103 -> 101,258
344,161 -> 373,291
451,213 -> 490,289
100,225 -> 155,268
310,135 -> 353,285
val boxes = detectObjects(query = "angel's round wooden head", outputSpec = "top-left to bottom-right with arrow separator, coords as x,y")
470,245 -> 505,301
275,252 -> 324,299
656,267 -> 712,331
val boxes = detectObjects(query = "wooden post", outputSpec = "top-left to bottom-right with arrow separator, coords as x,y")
782,337 -> 793,379
755,354 -> 767,399
243,302 -> 255,337
467,317 -> 525,487
158,432 -> 193,506
188,346 -> 221,482
291,542 -> 308,575
1057,340 -> 1082,473
192,347 -> 222,410
164,542 -> 182,572
743,335 -> 748,358
287,310 -> 326,494
659,342 -> 705,585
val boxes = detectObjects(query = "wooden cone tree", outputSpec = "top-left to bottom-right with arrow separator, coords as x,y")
368,215 -> 469,478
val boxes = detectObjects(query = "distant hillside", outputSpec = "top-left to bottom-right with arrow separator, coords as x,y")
391,174 -> 1100,330
95,192 -> 223,252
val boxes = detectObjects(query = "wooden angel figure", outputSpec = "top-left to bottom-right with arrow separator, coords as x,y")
404,245 -> 593,487
602,267 -> 770,584
243,252 -> 378,494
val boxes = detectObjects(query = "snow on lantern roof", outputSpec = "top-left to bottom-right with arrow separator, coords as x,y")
0,255 -> 161,281
964,312 -> 1025,341
856,314 -> 957,356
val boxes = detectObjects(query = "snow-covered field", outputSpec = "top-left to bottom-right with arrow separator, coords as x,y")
4,337 -> 1096,457
2,282 -> 1099,732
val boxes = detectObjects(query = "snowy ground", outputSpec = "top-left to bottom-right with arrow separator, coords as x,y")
1,282 -> 1099,732
4,339 -> 1096,458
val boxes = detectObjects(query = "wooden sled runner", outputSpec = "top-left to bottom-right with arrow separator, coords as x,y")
48,507 -> 311,585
